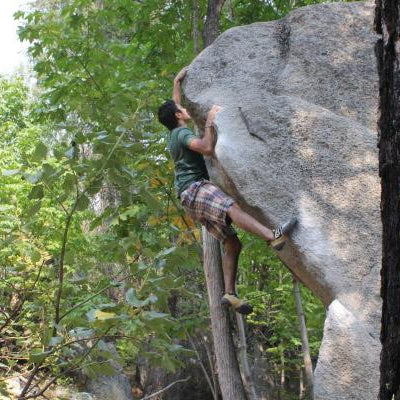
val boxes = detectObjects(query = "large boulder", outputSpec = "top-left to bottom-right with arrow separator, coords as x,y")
184,2 -> 380,399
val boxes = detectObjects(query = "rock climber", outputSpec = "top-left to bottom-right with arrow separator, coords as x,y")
157,66 -> 297,315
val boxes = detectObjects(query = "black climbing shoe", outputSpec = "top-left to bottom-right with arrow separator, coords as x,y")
221,293 -> 253,315
271,217 -> 298,251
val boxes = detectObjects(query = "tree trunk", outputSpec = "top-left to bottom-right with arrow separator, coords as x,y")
375,1 -> 400,399
200,9 -> 247,398
293,278 -> 314,398
236,313 -> 258,400
225,0 -> 234,21
193,0 -> 200,54
203,0 -> 226,47
187,333 -> 217,399
202,227 -> 247,400
280,351 -> 285,387
299,367 -> 305,400
203,334 -> 220,400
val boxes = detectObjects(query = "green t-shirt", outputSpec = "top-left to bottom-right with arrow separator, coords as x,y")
167,127 -> 209,196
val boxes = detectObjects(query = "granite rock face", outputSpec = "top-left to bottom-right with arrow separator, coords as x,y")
184,2 -> 381,399
83,343 -> 133,400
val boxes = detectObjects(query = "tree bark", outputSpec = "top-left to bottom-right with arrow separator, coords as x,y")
202,227 -> 247,400
236,313 -> 258,400
299,367 -> 305,400
225,0 -> 234,21
200,10 -> 247,398
203,334 -> 220,400
375,1 -> 400,399
293,278 -> 314,398
280,351 -> 285,387
203,0 -> 226,47
193,0 -> 200,54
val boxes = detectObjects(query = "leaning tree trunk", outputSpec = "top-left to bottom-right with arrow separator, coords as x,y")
199,5 -> 247,398
203,0 -> 226,48
293,278 -> 314,398
375,1 -> 400,399
202,227 -> 247,400
236,313 -> 258,400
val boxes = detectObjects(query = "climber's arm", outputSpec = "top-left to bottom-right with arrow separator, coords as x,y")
187,105 -> 221,156
172,66 -> 188,105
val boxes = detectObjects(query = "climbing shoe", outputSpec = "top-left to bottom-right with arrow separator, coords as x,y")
221,293 -> 253,315
271,217 -> 298,251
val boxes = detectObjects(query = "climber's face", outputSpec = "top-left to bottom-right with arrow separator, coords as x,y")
175,104 -> 191,123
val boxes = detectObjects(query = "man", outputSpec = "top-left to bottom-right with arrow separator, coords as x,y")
158,66 -> 297,315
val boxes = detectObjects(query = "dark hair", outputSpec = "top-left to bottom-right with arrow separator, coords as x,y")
158,100 -> 179,130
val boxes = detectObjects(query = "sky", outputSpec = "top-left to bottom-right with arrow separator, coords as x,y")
0,0 -> 30,76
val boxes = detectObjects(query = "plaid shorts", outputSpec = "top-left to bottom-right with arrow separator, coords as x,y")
180,180 -> 237,242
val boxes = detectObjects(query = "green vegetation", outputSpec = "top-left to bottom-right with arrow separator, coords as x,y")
0,0 -> 326,398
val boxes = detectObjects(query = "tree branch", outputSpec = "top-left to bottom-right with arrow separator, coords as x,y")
140,376 -> 191,400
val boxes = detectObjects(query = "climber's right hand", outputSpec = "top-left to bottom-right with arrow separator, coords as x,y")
206,105 -> 221,125
174,66 -> 188,83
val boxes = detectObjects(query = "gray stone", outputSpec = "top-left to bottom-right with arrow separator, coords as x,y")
85,371 -> 132,400
3,376 -> 21,399
66,337 -> 133,400
183,2 -> 380,399
71,393 -> 96,400
83,343 -> 133,400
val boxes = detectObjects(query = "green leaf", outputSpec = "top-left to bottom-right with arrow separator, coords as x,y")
139,187 -> 163,212
126,288 -> 158,309
142,311 -> 168,320
49,336 -> 63,347
14,10 -> 25,19
92,361 -> 116,377
64,250 -> 74,264
86,177 -> 103,195
87,309 -> 117,322
125,288 -> 142,308
155,246 -> 176,259
31,142 -> 48,162
42,163 -> 57,184
62,174 -> 76,194
25,201 -> 42,217
148,294 -> 158,304
75,195 -> 90,211
28,185 -> 44,199
30,250 -> 41,263
29,349 -> 52,363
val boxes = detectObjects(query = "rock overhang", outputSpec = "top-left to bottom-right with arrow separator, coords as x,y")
184,2 -> 381,399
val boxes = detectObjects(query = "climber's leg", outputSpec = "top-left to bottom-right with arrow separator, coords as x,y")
227,203 -> 297,250
227,203 -> 274,242
219,235 -> 253,315
179,181 -> 254,314
222,234 -> 242,294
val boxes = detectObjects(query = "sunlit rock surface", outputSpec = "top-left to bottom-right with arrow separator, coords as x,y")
184,2 -> 380,399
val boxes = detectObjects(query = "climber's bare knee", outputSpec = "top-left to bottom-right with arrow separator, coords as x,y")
223,234 -> 242,256
226,203 -> 241,219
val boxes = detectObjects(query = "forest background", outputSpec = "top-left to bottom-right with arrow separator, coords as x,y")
0,0 -> 331,398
